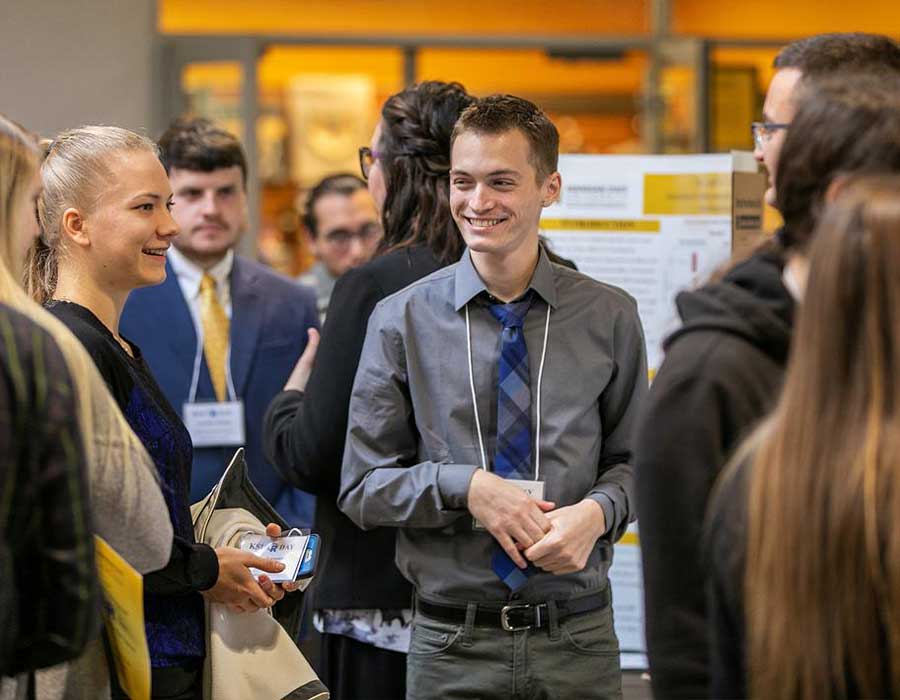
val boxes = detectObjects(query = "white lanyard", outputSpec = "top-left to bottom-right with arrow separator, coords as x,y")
187,328 -> 237,403
465,301 -> 551,480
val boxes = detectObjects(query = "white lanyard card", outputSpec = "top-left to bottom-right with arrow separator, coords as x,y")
183,400 -> 245,447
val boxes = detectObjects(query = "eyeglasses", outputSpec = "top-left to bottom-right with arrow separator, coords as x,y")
324,223 -> 382,249
751,121 -> 791,151
358,146 -> 384,181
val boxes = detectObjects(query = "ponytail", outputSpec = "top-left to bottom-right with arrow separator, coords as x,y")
24,235 -> 57,304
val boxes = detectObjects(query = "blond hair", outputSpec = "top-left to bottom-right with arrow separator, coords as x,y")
27,125 -> 157,303
0,118 -> 39,282
0,115 -> 167,560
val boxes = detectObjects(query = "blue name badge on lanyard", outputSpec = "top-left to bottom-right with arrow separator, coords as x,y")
183,400 -> 246,447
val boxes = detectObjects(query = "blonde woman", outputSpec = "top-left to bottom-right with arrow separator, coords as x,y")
31,126 -> 289,700
0,116 -> 172,700
708,176 -> 900,700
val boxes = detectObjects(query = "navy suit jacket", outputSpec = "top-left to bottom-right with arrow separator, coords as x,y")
121,254 -> 319,527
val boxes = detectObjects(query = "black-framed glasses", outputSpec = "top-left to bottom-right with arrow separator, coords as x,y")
751,121 -> 791,150
358,146 -> 384,181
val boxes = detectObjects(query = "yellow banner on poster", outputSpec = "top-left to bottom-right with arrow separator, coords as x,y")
618,531 -> 640,547
95,536 -> 150,700
541,219 -> 660,233
643,173 -> 732,216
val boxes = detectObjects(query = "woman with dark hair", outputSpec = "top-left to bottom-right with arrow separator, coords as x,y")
264,80 -> 474,699
708,175 -> 900,700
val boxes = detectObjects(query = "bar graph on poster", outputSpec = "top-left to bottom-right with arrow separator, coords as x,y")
541,152 -> 764,670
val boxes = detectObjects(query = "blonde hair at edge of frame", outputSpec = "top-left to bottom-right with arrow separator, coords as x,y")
0,115 -> 156,479
739,175 -> 900,700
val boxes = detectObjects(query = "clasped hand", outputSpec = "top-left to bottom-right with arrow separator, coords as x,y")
467,470 -> 606,575
201,523 -> 302,613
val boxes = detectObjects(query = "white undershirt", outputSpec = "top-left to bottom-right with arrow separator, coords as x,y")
167,245 -> 235,326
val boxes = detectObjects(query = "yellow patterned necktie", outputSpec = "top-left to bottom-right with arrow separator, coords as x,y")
199,273 -> 230,401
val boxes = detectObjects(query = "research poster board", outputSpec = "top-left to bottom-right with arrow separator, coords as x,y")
541,152 -> 765,669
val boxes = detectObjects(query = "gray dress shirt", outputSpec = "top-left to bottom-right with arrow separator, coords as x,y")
339,246 -> 648,605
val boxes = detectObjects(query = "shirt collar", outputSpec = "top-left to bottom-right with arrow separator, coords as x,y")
167,246 -> 235,298
453,245 -> 559,311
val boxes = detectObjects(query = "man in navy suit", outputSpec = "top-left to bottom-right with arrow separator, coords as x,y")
121,117 -> 319,527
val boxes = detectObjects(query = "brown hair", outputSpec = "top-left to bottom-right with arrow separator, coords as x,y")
157,116 -> 247,185
27,126 -> 157,303
775,71 -> 900,252
451,94 -> 559,183
746,175 -> 900,699
302,173 -> 367,238
377,80 -> 474,265
774,32 -> 900,76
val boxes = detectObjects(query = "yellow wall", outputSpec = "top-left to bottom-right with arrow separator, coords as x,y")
674,0 -> 900,37
161,0 -> 900,41
160,0 -> 648,35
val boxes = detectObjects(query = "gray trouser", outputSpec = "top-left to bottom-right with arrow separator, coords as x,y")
406,600 -> 623,700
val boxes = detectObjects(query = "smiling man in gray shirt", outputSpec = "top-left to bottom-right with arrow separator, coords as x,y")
339,95 -> 647,700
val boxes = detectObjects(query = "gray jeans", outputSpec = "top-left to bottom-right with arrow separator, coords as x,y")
406,600 -> 622,700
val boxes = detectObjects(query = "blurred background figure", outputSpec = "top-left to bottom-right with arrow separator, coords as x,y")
633,33 -> 900,700
265,80 -> 473,700
298,173 -> 381,320
709,174 -> 900,700
121,118 -> 320,529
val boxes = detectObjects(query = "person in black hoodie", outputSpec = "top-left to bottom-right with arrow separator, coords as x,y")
264,81 -> 474,700
633,34 -> 900,700
706,76 -> 900,700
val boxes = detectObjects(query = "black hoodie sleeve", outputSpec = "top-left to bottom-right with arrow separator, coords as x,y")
634,332 -> 779,699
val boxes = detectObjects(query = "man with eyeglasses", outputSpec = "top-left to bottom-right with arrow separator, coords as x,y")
634,33 -> 900,700
299,173 -> 382,320
753,33 -> 900,210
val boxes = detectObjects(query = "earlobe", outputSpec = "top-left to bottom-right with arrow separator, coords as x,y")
542,172 -> 562,207
61,207 -> 91,248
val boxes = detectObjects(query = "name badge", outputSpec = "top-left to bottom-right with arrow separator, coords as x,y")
183,401 -> 245,447
473,478 -> 545,530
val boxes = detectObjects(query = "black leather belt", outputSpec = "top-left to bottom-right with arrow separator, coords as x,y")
415,587 -> 610,632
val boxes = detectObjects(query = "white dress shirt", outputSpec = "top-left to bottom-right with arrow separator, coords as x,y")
167,245 -> 236,400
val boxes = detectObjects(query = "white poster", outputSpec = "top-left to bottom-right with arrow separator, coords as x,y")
542,153 -> 753,374
543,153 -> 760,670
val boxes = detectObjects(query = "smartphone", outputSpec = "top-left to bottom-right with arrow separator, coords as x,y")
296,533 -> 320,580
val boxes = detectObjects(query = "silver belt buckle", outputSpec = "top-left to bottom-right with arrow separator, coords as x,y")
500,603 -> 533,632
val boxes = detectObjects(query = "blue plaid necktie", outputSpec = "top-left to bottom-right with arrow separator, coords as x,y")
487,292 -> 538,591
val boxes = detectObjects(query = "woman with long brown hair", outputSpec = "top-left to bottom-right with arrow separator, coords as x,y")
264,80 -> 474,699
708,175 -> 900,699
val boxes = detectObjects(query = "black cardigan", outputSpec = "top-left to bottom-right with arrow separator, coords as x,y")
265,245 -> 442,610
